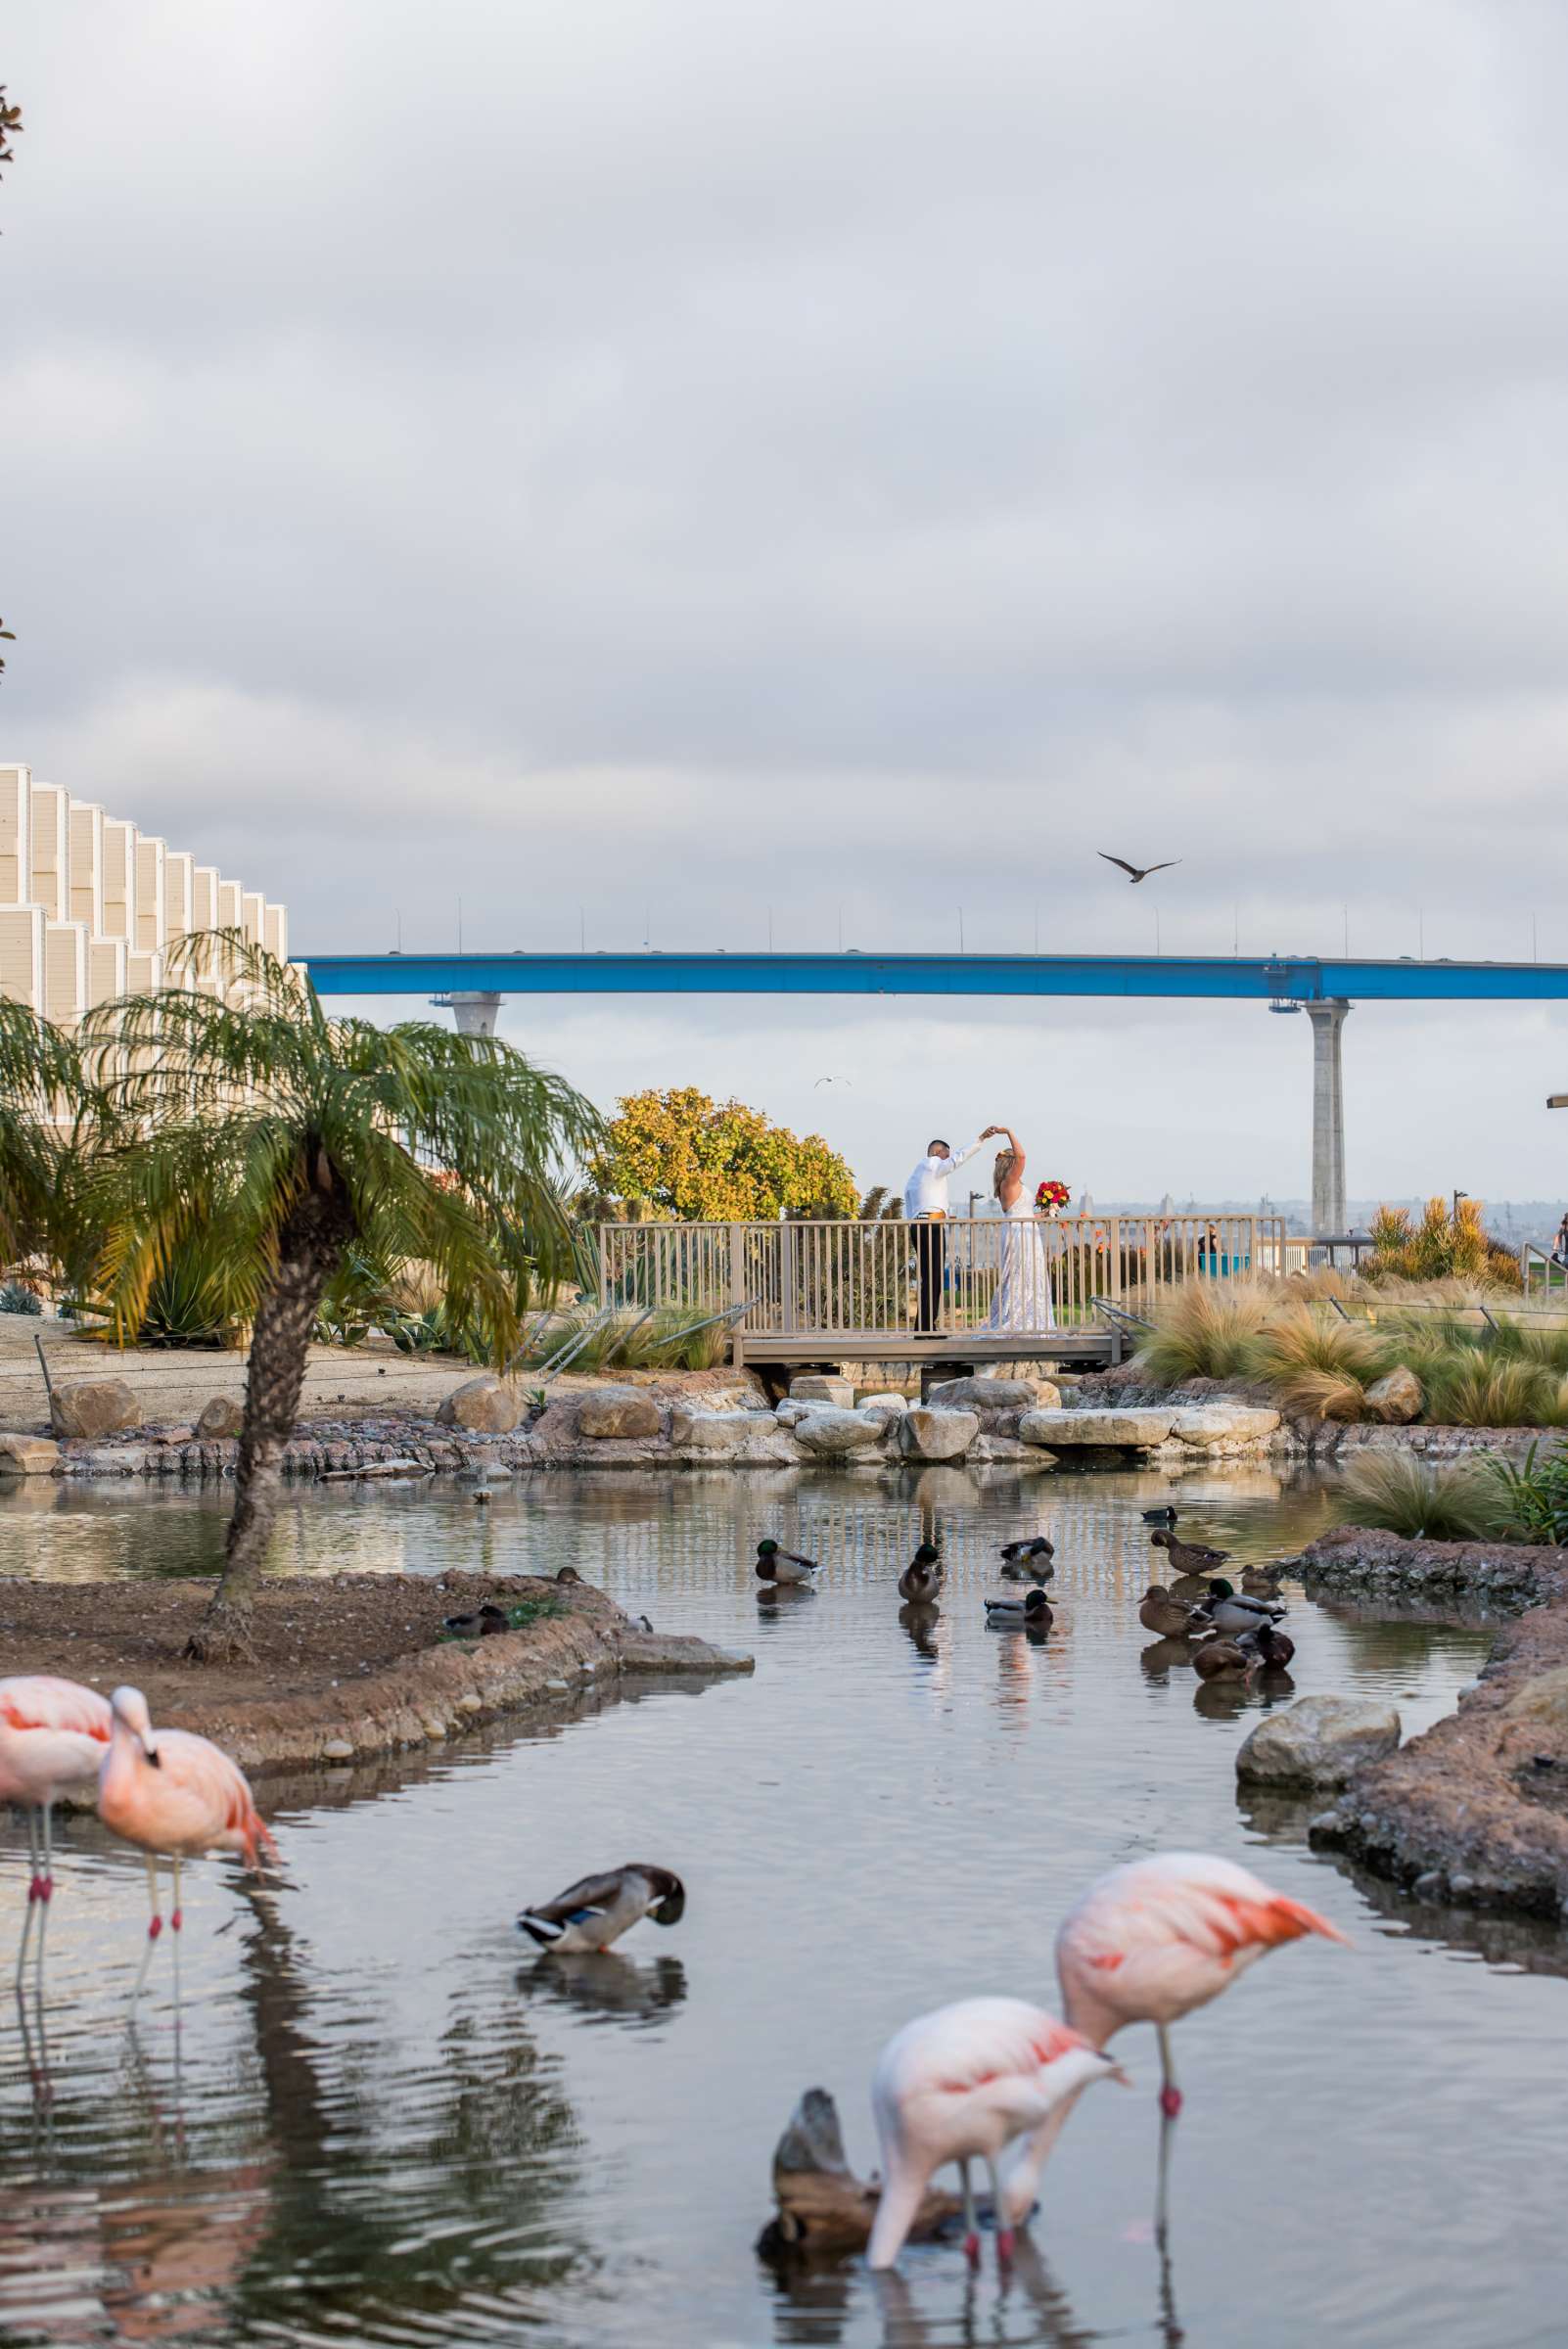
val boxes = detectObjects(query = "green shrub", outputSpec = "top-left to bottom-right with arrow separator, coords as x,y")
1248,1305 -> 1392,1421
1337,1451 -> 1506,1541
1477,1443 -> 1568,1544
1134,1282 -> 1273,1384
0,1280 -> 42,1315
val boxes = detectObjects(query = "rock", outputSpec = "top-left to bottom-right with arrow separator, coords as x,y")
774,1400 -> 828,1428
794,1408 -> 888,1455
356,1456 -> 432,1479
856,1392 -> 908,1417
576,1388 -> 662,1440
1236,1695 -> 1403,1788
1169,1405 -> 1281,1451
789,1375 -> 855,1408
1364,1366 -> 1423,1425
1016,1406 -> 1176,1449
899,1406 -> 981,1462
436,1376 -> 523,1435
50,1379 -> 141,1440
195,1396 -> 245,1440
1501,1670 -> 1568,1730
925,1376 -> 1042,1414
669,1409 -> 773,1453
0,1432 -> 59,1475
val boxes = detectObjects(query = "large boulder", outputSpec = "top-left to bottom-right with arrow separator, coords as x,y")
669,1408 -> 774,1453
856,1391 -> 908,1419
576,1387 -> 662,1440
789,1374 -> 855,1408
0,1431 -> 60,1475
436,1375 -> 524,1435
1017,1406 -> 1176,1449
899,1406 -> 981,1462
195,1395 -> 245,1440
926,1376 -> 1037,1414
1236,1694 -> 1402,1787
1501,1670 -> 1568,1731
1364,1366 -> 1423,1425
1170,1405 -> 1281,1451
51,1379 -> 140,1440
795,1408 -> 888,1455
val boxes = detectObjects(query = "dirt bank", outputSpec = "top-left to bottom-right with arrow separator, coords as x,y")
1302,1527 -> 1568,1917
0,1570 -> 752,1782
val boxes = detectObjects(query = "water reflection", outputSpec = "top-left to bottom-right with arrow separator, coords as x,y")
518,1951 -> 689,2027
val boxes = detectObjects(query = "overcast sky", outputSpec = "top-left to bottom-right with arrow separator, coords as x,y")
7,1 -> 1568,1205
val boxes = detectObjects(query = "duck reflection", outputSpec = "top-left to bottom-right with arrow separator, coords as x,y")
898,1602 -> 942,1660
1139,1637 -> 1192,1681
517,1951 -> 688,2026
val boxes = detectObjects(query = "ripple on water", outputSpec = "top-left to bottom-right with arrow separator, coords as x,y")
2,1464 -> 1564,2348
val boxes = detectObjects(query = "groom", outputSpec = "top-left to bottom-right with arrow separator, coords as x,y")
902,1128 -> 1001,1333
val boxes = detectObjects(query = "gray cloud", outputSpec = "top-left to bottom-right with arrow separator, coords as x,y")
5,0 -> 1568,1198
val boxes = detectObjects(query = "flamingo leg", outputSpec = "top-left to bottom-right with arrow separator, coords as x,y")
960,2158 -> 981,2267
1157,2023 -> 1181,2118
987,2155 -> 1016,2264
15,1808 -> 41,1992
32,1801 -> 54,2004
130,1855 -> 163,2007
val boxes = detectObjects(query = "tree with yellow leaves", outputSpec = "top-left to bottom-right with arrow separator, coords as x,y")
592,1086 -> 857,1221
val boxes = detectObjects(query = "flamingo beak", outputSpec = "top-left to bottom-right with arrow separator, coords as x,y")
144,1740 -> 161,1768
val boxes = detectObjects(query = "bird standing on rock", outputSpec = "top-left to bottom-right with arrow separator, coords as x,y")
0,1675 -> 113,1994
756,1540 -> 819,1586
96,1685 -> 277,2006
867,1997 -> 1126,2270
518,1865 -> 685,1954
1150,1529 -> 1230,1576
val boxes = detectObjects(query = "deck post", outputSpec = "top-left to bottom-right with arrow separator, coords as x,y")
728,1221 -> 746,1368
597,1222 -> 610,1311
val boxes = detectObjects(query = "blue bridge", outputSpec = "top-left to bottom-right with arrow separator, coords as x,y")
299,950 -> 1568,1230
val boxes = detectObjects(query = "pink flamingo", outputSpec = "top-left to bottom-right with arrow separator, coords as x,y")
998,1853 -> 1349,2230
0,1675 -> 114,1990
867,1996 -> 1126,2271
96,1684 -> 278,2003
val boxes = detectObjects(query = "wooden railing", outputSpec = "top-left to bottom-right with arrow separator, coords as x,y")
595,1214 -> 1286,1340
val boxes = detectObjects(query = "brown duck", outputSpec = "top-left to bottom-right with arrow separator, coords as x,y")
1138,1586 -> 1196,1638
1150,1528 -> 1231,1576
1191,1635 -> 1259,1682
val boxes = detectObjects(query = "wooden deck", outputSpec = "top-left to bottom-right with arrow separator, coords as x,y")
735,1328 -> 1121,1368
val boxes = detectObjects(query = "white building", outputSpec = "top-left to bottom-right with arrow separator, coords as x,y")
0,762 -> 287,1026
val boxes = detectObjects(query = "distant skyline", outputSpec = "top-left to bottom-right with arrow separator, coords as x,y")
7,1 -> 1568,1199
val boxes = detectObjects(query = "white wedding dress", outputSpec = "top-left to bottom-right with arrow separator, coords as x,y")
987,1196 -> 1057,1333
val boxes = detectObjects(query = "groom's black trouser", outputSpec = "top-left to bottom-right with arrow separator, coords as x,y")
914,1217 -> 946,1333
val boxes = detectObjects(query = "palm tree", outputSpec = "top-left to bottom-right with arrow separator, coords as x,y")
0,997 -> 98,1281
83,936 -> 601,1661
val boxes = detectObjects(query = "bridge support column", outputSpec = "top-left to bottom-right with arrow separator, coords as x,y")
1304,998 -> 1351,1233
438,991 -> 504,1037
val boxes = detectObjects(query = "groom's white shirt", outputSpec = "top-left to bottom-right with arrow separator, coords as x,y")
902,1137 -> 985,1221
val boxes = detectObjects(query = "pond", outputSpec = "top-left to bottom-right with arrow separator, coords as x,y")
2,1463 -> 1564,2348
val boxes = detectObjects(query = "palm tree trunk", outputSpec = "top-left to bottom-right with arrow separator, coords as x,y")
189,1176 -> 353,1664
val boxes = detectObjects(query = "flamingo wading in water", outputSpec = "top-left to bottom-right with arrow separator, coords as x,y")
867,1997 -> 1125,2270
96,1685 -> 277,2003
1059,1850 -> 1346,2118
0,1675 -> 113,1991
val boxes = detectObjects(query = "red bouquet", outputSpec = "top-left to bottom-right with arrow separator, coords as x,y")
1035,1178 -> 1071,1218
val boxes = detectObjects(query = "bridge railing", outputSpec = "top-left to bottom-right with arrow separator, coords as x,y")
595,1214 -> 1286,1341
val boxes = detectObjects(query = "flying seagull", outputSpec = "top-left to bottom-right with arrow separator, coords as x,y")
1097,853 -> 1181,885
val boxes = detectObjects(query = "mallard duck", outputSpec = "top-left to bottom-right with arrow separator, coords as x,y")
1244,1623 -> 1296,1670
998,1535 -> 1055,1581
756,1539 -> 819,1586
1240,1565 -> 1283,1597
556,1566 -> 582,1585
518,1864 -> 685,1954
984,1587 -> 1052,1626
1141,1504 -> 1179,1525
1191,1635 -> 1259,1683
1150,1528 -> 1231,1576
1138,1585 -> 1194,1638
899,1545 -> 945,1605
443,1601 -> 510,1637
1188,1578 -> 1287,1635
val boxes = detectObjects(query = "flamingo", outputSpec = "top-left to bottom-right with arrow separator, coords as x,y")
1056,1852 -> 1347,2114
96,1685 -> 277,2003
867,1997 -> 1126,2271
999,1853 -> 1349,2227
0,1675 -> 113,1990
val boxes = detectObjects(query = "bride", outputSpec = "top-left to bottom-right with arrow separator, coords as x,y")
986,1127 -> 1057,1333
